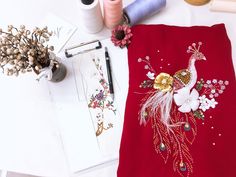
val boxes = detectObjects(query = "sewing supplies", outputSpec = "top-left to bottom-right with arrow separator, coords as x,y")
123,0 -> 166,26
103,0 -> 123,29
105,47 -> 114,99
81,0 -> 94,5
184,0 -> 210,6
77,0 -> 103,33
210,0 -> 236,13
65,40 -> 102,58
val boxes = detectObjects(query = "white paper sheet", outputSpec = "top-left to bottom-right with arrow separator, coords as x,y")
78,53 -> 119,156
54,38 -> 129,174
0,74 -> 69,177
44,58 -> 104,173
42,13 -> 77,54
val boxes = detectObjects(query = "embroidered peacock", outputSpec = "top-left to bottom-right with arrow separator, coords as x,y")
138,42 -> 207,177
140,42 -> 206,126
138,42 -> 228,177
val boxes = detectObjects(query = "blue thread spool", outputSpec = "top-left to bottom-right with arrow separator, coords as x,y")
123,0 -> 166,26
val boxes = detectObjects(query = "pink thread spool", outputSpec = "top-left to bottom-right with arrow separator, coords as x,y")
103,0 -> 123,29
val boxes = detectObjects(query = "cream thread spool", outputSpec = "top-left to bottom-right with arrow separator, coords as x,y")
210,0 -> 236,13
103,0 -> 123,29
78,0 -> 104,33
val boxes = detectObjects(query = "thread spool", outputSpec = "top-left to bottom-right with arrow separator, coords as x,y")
81,0 -> 94,5
185,0 -> 210,6
103,0 -> 123,29
210,0 -> 236,13
78,0 -> 104,33
124,0 -> 166,26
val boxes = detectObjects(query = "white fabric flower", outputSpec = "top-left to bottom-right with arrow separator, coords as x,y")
198,96 -> 218,111
199,102 -> 210,112
213,79 -> 217,84
146,71 -> 155,80
208,98 -> 218,108
199,95 -> 207,103
174,87 -> 200,113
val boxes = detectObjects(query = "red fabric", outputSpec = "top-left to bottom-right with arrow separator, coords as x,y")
118,24 -> 236,177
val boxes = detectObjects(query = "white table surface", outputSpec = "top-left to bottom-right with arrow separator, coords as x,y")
0,0 -> 236,177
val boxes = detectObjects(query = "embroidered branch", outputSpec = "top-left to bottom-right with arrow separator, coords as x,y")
88,58 -> 116,136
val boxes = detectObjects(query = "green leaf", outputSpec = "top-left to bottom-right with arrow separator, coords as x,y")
193,110 -> 205,120
196,79 -> 205,91
196,84 -> 203,91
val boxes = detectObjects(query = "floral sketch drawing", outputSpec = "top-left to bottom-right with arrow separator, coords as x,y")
88,58 -> 116,136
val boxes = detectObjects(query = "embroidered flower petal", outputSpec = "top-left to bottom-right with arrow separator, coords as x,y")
178,102 -> 191,113
174,87 -> 190,106
190,88 -> 199,100
174,88 -> 200,113
153,73 -> 173,92
199,95 -> 207,103
190,99 -> 200,111
174,92 -> 186,106
208,98 -> 218,108
146,71 -> 155,80
199,102 -> 210,112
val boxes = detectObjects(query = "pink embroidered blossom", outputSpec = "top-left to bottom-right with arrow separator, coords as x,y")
111,25 -> 133,48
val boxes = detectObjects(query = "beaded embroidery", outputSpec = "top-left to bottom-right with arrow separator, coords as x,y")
174,69 -> 192,86
137,42 -> 229,177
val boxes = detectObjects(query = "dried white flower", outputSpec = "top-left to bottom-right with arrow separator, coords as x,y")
28,55 -> 34,62
6,48 -> 13,55
13,49 -> 19,54
0,25 -> 57,76
7,25 -> 13,32
20,25 -> 25,29
35,65 -> 40,71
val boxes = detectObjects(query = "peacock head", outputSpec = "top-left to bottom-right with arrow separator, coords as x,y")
187,42 -> 206,61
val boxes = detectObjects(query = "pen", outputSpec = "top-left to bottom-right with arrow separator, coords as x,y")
105,47 -> 114,99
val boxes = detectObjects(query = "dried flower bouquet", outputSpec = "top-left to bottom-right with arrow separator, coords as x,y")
0,25 -> 59,77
